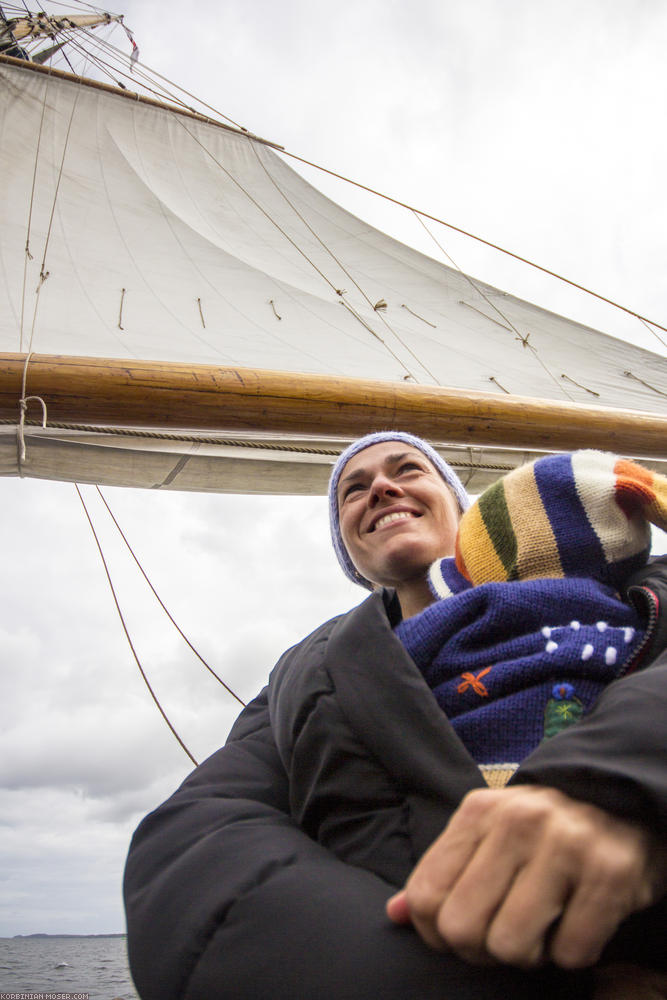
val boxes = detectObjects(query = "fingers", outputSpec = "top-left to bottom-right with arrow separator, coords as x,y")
548,827 -> 655,968
390,786 -> 659,970
399,790 -> 492,950
430,812 -> 533,962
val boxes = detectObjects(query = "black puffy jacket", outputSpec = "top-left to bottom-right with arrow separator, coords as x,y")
124,559 -> 667,1000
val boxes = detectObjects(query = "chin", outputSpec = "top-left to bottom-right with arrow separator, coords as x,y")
372,559 -> 432,590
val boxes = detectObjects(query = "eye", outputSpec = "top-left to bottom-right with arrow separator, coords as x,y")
398,461 -> 421,474
341,481 -> 365,501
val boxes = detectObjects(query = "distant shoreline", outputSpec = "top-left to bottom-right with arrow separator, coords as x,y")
7,933 -> 126,939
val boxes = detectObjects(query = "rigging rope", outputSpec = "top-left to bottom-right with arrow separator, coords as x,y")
16,32 -> 87,469
412,212 -> 576,402
95,485 -> 246,707
75,483 -> 199,766
280,148 -> 667,346
19,52 -> 50,352
24,47 -> 83,356
73,20 -> 247,131
249,142 -> 435,384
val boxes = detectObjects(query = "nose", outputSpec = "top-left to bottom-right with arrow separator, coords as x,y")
368,472 -> 403,507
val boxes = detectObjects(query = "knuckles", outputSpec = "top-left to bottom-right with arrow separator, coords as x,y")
485,925 -> 543,969
400,785 -> 657,970
436,907 -> 486,956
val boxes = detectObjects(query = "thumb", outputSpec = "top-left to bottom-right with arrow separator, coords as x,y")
386,890 -> 411,924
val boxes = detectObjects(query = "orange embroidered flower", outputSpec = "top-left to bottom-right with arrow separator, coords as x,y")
457,666 -> 492,697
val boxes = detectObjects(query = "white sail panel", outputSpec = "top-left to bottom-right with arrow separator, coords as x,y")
0,59 -> 665,492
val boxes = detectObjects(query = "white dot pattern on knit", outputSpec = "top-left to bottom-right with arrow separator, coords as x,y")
540,621 -> 636,664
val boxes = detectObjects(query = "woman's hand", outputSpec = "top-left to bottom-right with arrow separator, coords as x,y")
387,785 -> 666,969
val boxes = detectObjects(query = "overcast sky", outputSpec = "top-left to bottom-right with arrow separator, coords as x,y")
1,0 -> 667,937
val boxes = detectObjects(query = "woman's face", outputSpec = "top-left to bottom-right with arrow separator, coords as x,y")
337,442 -> 461,589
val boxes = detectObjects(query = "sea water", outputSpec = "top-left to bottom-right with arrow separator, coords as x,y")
0,936 -> 138,1000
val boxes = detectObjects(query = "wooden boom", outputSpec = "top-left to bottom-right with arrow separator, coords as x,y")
1,353 -> 666,459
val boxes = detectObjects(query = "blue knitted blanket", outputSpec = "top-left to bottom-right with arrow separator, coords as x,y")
395,571 -> 643,764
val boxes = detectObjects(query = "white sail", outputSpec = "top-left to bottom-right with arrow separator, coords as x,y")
1,57 -> 666,493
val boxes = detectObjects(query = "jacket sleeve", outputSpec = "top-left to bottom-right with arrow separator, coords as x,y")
124,688 -> 587,1000
512,557 -> 667,968
513,555 -> 667,831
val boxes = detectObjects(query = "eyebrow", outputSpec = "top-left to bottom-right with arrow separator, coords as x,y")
338,451 -> 419,489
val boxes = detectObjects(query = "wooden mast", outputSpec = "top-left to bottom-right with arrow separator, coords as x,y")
2,353 -> 666,459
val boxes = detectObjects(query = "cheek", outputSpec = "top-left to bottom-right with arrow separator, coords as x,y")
434,498 -> 461,552
339,511 -> 358,555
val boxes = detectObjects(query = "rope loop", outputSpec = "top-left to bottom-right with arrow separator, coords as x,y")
21,394 -> 48,427
17,393 -> 48,467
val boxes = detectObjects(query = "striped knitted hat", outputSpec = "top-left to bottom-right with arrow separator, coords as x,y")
430,450 -> 667,598
329,431 -> 470,589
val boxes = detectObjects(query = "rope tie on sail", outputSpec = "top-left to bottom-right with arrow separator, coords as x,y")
118,287 -> 125,330
624,371 -> 667,398
561,373 -> 600,397
269,298 -> 282,320
75,483 -> 199,766
197,297 -> 206,328
489,376 -> 510,394
400,303 -> 436,328
459,300 -> 512,332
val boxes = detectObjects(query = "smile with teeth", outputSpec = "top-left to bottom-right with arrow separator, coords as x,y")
372,511 -> 418,531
